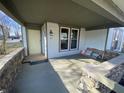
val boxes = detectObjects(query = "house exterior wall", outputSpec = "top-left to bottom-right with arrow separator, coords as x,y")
41,22 -> 108,58
106,29 -> 113,50
41,23 -> 47,57
85,29 -> 107,50
46,22 -> 85,58
27,29 -> 41,55
79,28 -> 86,50
26,22 -> 108,58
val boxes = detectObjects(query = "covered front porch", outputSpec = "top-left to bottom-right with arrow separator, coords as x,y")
1,0 -> 124,58
1,0 -> 124,93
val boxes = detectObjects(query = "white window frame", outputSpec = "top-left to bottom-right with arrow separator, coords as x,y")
59,27 -> 70,52
70,28 -> 79,50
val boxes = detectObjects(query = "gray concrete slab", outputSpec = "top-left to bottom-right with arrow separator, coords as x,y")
11,54 -> 124,93
11,54 -> 101,93
11,62 -> 69,93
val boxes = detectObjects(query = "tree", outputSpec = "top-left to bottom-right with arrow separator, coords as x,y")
0,12 -> 11,54
0,11 -> 21,54
0,25 -> 9,54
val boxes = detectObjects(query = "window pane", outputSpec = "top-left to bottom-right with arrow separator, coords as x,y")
71,30 -> 77,40
71,40 -> 77,49
61,40 -> 68,50
71,29 -> 78,49
60,28 -> 69,50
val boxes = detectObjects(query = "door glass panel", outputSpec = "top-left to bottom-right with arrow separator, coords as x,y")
71,29 -> 78,49
60,28 -> 69,50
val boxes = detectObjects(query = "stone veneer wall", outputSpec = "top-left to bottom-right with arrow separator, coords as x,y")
0,48 -> 24,93
77,55 -> 124,93
98,63 -> 124,93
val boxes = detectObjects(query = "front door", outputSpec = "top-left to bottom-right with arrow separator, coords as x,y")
28,29 -> 41,55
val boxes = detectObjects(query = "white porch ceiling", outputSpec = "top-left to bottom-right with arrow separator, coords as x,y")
0,0 -> 123,29
112,0 -> 124,13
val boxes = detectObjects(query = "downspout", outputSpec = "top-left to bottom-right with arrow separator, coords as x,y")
102,28 -> 109,59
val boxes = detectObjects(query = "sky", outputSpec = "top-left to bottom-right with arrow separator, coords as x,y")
0,10 -> 21,36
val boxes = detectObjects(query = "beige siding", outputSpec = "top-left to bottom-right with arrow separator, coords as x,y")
85,29 -> 107,50
28,29 -> 41,55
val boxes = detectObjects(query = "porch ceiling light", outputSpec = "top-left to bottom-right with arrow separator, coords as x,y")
50,30 -> 53,36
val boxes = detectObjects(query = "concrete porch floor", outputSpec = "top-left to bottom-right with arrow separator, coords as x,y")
11,55 -> 100,93
11,62 -> 69,93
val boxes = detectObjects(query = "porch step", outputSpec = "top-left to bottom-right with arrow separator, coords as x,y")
23,54 -> 48,65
